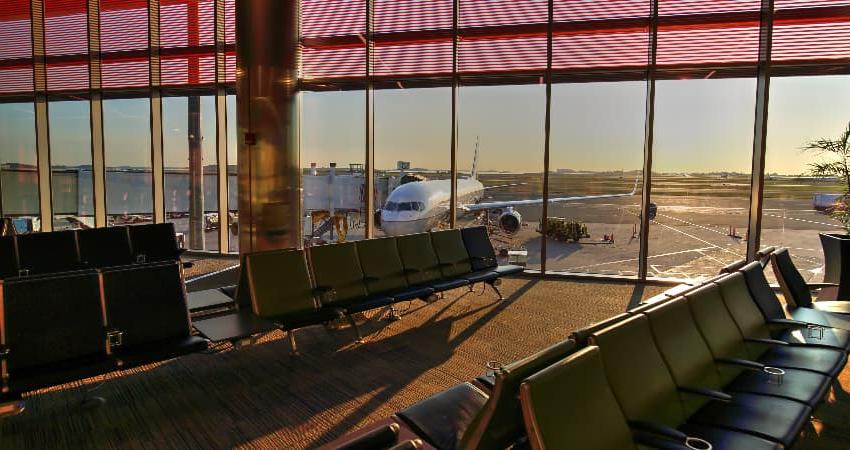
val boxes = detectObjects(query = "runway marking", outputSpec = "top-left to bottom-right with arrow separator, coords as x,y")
762,213 -> 840,228
568,246 -> 716,270
651,218 -> 743,258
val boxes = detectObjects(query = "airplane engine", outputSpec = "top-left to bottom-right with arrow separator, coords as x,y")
498,209 -> 522,234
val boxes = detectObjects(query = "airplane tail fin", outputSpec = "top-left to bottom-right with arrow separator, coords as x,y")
471,136 -> 479,179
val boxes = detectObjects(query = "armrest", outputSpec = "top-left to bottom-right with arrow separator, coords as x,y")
766,318 -> 811,328
744,337 -> 788,346
807,282 -> 839,289
716,357 -> 764,371
312,286 -> 337,302
627,420 -> 688,442
678,386 -> 733,403
633,432 -> 689,450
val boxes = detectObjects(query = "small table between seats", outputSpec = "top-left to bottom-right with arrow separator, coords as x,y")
193,310 -> 278,343
187,289 -> 237,316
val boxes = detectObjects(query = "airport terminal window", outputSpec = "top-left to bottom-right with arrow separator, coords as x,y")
300,90 -> 366,246
226,94 -> 238,253
0,102 -> 40,231
103,98 -> 153,227
49,100 -> 94,231
648,78 -> 756,279
373,87 -> 451,239
761,75 -> 850,282
457,83 -> 545,271
163,95 -> 219,251
548,81 -> 646,276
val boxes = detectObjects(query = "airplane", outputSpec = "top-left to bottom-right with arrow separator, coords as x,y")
378,141 -> 640,236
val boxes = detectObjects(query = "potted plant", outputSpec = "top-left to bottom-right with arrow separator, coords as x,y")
803,122 -> 850,295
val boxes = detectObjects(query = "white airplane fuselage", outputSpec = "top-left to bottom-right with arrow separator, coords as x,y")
380,178 -> 484,236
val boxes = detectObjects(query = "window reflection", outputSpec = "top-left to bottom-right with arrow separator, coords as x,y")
49,100 -> 93,230
103,98 -> 153,227
0,102 -> 40,232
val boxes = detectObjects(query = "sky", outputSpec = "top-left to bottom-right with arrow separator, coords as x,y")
1,75 -> 850,176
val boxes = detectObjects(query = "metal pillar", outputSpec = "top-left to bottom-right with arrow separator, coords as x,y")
449,0 -> 459,228
540,0 -> 553,274
149,0 -> 164,224
31,0 -> 52,231
364,0 -> 375,239
746,0 -> 775,261
88,0 -> 106,228
638,0 -> 659,280
236,0 -> 301,252
188,96 -> 205,249
214,0 -> 229,252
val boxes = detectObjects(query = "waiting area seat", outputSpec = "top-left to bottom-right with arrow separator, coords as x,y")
772,247 -> 850,315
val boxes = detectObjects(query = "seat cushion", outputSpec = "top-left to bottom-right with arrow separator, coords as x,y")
810,301 -> 850,315
679,423 -> 782,450
789,307 -> 850,332
759,345 -> 847,377
396,382 -> 488,450
430,278 -> 469,292
342,295 -> 397,314
271,307 -> 344,330
688,392 -> 811,447
775,326 -> 850,352
219,285 -> 237,299
726,367 -> 831,407
388,285 -> 435,301
493,264 -> 524,276
463,270 -> 499,283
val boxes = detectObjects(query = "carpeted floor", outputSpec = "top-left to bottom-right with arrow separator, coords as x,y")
0,277 -> 847,449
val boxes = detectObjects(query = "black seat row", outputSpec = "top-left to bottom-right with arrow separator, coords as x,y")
0,222 -> 185,279
0,261 -> 207,404
328,251 -> 849,450
194,226 -> 524,351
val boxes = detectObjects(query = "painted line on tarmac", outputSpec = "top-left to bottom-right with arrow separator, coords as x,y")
651,219 -> 742,258
762,213 -> 839,228
568,246 -> 716,270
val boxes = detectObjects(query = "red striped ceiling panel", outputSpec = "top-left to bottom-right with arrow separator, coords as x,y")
101,58 -> 149,88
224,0 -> 235,44
100,0 -> 149,52
554,0 -> 650,21
159,0 -> 214,48
225,51 -> 235,82
300,0 -> 365,79
0,0 -> 33,94
373,0 -> 453,77
459,0 -> 547,74
301,0 -> 364,38
44,0 -> 88,56
47,61 -> 88,91
161,54 -> 215,85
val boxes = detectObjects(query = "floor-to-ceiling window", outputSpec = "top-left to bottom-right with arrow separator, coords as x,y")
226,93 -> 238,252
103,97 -> 153,226
0,102 -> 39,231
301,90 -> 366,246
48,100 -> 93,230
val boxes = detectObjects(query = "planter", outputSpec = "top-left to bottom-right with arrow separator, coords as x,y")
819,232 -> 850,299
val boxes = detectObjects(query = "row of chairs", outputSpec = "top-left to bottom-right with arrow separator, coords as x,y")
0,223 -> 185,279
216,226 -> 523,351
331,251 -> 849,450
0,261 -> 207,405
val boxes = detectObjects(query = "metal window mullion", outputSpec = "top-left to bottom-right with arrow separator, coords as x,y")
746,0 -> 775,261
638,0 -> 659,280
31,0 -> 53,231
540,0 -> 554,275
365,0 -> 375,239
149,0 -> 164,224
215,0 -> 228,253
88,0 -> 106,228
449,0 -> 459,228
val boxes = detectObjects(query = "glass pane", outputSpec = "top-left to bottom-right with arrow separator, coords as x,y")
163,95 -> 219,251
649,78 -> 755,279
761,75 -> 850,282
0,102 -> 40,232
49,100 -> 94,230
374,87 -> 451,239
457,84 -> 545,271
547,81 -> 646,276
301,90 -> 365,246
103,98 -> 153,226
226,94 -> 238,252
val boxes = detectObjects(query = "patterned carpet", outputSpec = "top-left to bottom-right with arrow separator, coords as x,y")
0,277 -> 847,449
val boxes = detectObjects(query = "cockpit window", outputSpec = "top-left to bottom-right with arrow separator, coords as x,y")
384,201 -> 425,212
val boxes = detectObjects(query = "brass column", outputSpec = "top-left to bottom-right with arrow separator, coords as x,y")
235,0 -> 301,252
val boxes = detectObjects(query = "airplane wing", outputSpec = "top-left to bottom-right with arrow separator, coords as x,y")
462,178 -> 638,212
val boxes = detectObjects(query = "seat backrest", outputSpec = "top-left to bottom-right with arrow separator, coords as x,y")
78,226 -> 134,268
100,261 -> 192,348
643,298 -> 729,410
431,230 -> 473,278
396,233 -> 443,285
770,248 -> 813,308
128,222 -> 181,262
589,315 -> 686,428
520,346 -> 638,450
756,246 -> 776,267
684,283 -> 757,381
715,272 -> 772,342
1,270 -> 104,372
0,235 -> 18,279
568,313 -> 631,346
16,230 -> 81,274
246,249 -> 317,319
461,226 -> 498,271
740,261 -> 786,320
460,339 -> 578,450
309,242 -> 368,305
356,237 -> 409,295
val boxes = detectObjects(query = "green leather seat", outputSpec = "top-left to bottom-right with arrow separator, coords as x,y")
430,230 -> 474,280
460,339 -> 578,450
686,283 -> 847,378
717,271 -> 850,352
356,237 -> 434,302
310,242 -> 397,314
245,249 -> 341,329
590,315 -> 802,448
772,248 -> 850,314
396,233 -> 463,292
645,296 -> 830,408
520,346 -> 657,450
